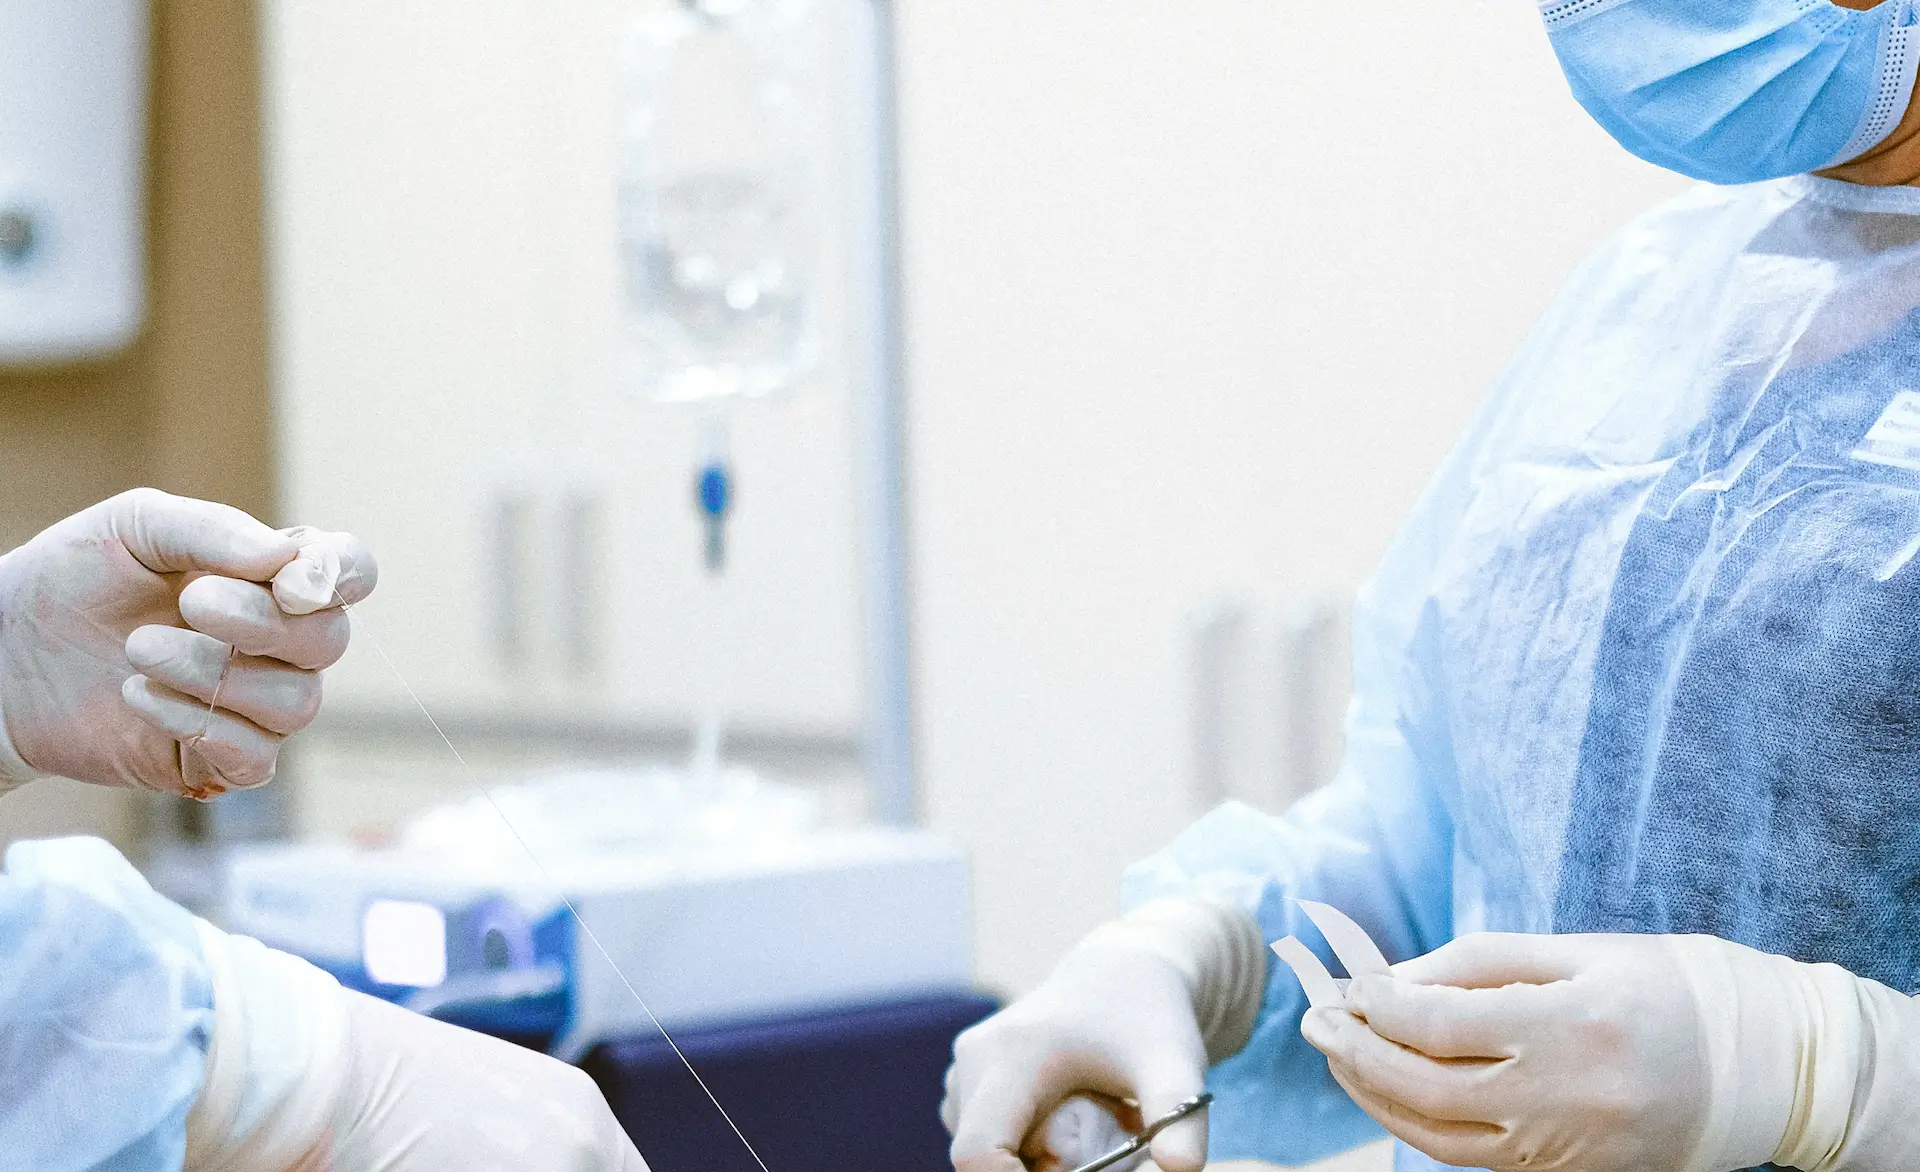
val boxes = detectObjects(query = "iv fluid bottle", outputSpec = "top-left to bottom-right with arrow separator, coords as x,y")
619,0 -> 825,404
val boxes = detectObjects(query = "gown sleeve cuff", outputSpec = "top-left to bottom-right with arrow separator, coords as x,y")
1828,975 -> 1920,1170
1671,935 -> 1898,1172
186,919 -> 353,1172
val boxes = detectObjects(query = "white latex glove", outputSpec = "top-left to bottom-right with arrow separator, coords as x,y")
1302,931 -> 1920,1172
941,898 -> 1266,1172
0,488 -> 375,798
186,926 -> 648,1172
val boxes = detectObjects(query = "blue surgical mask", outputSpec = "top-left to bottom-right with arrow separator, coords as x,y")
1543,0 -> 1920,184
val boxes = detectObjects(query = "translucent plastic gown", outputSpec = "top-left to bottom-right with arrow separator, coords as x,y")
0,837 -> 212,1171
1123,176 -> 1920,1172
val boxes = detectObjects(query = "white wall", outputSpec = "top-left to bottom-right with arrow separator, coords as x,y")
252,0 -> 1689,1005
895,0 -> 1688,994
261,0 -> 869,734
258,1 -> 879,837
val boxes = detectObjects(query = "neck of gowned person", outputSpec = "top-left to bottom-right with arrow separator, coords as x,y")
1816,0 -> 1920,186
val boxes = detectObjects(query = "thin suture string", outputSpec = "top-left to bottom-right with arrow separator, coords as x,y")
338,597 -> 775,1172
184,644 -> 238,799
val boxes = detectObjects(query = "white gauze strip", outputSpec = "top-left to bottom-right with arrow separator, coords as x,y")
1271,899 -> 1392,1010
1272,937 -> 1346,1010
1295,900 -> 1391,978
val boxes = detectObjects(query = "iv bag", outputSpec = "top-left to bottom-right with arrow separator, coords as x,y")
618,0 -> 827,403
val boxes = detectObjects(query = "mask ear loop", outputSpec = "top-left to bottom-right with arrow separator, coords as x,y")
178,643 -> 237,802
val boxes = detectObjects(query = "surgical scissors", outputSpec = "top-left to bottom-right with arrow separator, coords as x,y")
1064,1093 -> 1213,1172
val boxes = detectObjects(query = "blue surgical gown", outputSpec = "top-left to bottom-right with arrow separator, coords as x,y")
1122,175 -> 1920,1172
0,837 -> 212,1171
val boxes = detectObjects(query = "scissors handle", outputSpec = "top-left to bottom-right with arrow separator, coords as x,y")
1062,1093 -> 1213,1172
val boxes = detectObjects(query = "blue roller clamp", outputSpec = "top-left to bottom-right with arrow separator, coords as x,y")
698,460 -> 731,573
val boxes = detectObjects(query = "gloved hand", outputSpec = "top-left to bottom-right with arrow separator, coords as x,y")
941,899 -> 1266,1172
320,992 -> 647,1171
1301,931 -> 1920,1172
0,488 -> 375,798
186,927 -> 648,1172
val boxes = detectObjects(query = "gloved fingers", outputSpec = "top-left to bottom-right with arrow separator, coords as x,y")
947,1033 -> 1174,1167
945,1013 -> 1102,1145
179,736 -> 238,800
105,488 -> 303,581
1343,974 -> 1539,1059
1020,1094 -> 1142,1171
1067,1090 -> 1141,1132
1005,1077 -> 1205,1172
125,626 -> 324,735
952,1149 -> 1029,1172
1136,1073 -> 1210,1172
941,1061 -> 963,1133
273,525 -> 378,614
1391,931 -> 1595,989
618,1138 -> 652,1172
1300,1007 -> 1500,1126
569,1091 -> 647,1172
941,1022 -> 992,1134
1326,1059 -> 1507,1171
121,675 -> 285,791
948,1068 -> 1052,1166
604,1117 -> 651,1172
178,576 -> 353,669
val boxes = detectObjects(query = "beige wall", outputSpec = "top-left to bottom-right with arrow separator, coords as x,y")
0,0 -> 273,850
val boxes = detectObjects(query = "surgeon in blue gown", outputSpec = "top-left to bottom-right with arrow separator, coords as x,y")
941,0 -> 1920,1168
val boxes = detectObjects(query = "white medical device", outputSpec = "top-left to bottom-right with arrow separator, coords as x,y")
222,826 -> 972,1062
0,0 -> 149,364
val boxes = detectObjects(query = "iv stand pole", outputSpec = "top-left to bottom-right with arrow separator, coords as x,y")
852,0 -> 917,826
